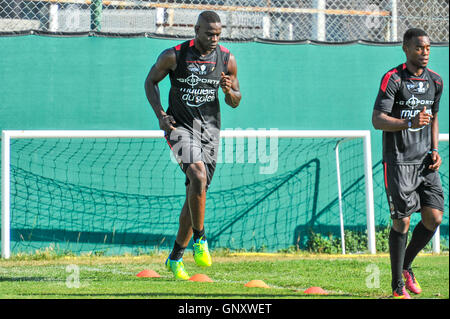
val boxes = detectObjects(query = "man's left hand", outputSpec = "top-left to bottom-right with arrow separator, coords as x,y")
220,72 -> 232,94
429,151 -> 442,171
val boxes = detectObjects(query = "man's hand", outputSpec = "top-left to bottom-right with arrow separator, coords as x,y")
411,107 -> 433,128
159,114 -> 176,135
429,150 -> 442,171
220,72 -> 232,94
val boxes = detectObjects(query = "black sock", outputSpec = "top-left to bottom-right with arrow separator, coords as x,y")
403,221 -> 436,271
389,227 -> 408,291
169,241 -> 186,261
193,227 -> 205,243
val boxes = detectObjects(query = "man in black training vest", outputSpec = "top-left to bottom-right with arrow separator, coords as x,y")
145,11 -> 241,280
372,28 -> 444,299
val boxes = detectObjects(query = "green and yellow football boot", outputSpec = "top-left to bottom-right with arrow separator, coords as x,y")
193,237 -> 212,267
165,257 -> 190,280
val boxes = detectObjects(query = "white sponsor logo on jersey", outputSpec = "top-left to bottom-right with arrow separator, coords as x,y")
177,74 -> 219,107
177,74 -> 219,88
398,95 -> 434,109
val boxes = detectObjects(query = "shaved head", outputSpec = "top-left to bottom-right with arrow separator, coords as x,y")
196,11 -> 221,25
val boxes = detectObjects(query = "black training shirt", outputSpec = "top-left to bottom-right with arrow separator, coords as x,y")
374,63 -> 443,164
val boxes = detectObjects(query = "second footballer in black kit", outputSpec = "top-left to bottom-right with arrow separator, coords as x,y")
372,28 -> 444,299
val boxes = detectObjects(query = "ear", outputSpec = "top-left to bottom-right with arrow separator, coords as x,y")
402,44 -> 408,55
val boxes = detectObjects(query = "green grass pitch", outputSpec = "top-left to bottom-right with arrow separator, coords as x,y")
0,252 -> 448,299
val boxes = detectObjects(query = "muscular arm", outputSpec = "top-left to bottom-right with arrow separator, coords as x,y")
431,112 -> 439,150
144,49 -> 177,132
429,112 -> 441,170
372,109 -> 409,131
372,108 -> 432,132
220,53 -> 241,108
372,108 -> 441,170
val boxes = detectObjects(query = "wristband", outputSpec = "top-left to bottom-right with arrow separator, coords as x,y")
429,149 -> 438,154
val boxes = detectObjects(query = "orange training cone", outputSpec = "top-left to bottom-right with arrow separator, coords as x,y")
244,280 -> 270,288
136,269 -> 161,278
303,286 -> 328,295
189,274 -> 214,282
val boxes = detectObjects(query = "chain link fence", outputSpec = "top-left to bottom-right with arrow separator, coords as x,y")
0,0 -> 448,42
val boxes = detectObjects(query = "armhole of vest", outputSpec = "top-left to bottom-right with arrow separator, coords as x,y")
172,44 -> 184,74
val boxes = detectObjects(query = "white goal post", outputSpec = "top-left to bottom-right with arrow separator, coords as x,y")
2,129 -> 377,258
432,133 -> 449,253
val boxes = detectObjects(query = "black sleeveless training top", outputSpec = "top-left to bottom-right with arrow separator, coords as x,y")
167,39 -> 230,134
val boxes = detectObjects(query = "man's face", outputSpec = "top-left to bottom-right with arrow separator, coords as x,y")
195,20 -> 222,52
403,36 -> 431,68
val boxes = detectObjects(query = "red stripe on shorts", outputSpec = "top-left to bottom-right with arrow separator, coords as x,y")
383,162 -> 389,189
164,135 -> 174,151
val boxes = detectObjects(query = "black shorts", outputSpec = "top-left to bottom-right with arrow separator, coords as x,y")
383,158 -> 445,220
164,126 -> 219,190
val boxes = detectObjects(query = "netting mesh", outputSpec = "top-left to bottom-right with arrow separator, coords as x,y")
437,140 -> 449,247
1,0 -> 448,42
8,135 -> 370,254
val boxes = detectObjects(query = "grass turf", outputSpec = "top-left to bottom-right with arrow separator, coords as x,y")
0,252 -> 448,299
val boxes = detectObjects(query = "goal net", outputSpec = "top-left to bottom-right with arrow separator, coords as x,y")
1,130 -> 376,258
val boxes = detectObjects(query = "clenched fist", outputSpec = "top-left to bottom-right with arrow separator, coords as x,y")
220,72 -> 232,94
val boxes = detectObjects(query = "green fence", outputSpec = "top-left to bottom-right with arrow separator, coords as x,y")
0,36 -> 448,254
